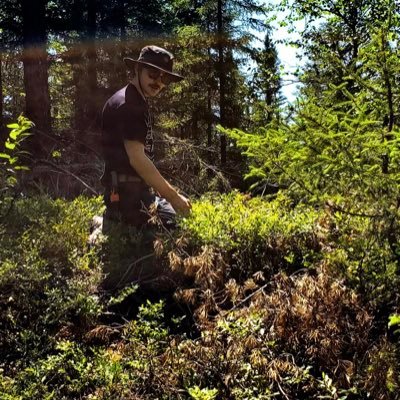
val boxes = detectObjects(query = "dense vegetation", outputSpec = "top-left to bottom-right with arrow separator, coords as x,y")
1,0 -> 400,399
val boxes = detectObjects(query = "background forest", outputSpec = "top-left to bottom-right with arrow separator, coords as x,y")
1,0 -> 400,399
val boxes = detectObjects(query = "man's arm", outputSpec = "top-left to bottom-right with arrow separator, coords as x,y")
124,140 -> 191,215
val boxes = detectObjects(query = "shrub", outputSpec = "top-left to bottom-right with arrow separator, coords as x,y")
175,269 -> 372,398
0,195 -> 104,369
0,115 -> 32,221
174,191 -> 322,280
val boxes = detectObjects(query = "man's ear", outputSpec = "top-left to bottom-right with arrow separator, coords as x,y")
127,64 -> 138,80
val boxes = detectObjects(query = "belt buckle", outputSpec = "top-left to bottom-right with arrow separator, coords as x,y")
118,174 -> 140,183
118,174 -> 127,183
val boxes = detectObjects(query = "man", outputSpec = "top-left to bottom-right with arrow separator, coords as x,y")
101,45 -> 192,229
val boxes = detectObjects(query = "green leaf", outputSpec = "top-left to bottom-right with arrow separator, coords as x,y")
5,142 -> 16,150
6,123 -> 19,129
6,176 -> 17,186
388,314 -> 400,328
0,153 -> 10,159
108,284 -> 138,306
9,130 -> 19,140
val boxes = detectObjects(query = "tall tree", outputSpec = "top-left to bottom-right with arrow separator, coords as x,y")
217,0 -> 227,164
212,0 -> 266,164
86,0 -> 98,125
0,52 -> 4,146
160,0 -> 266,163
65,0 -> 100,132
283,0 -> 391,99
247,31 -> 281,127
21,0 -> 51,155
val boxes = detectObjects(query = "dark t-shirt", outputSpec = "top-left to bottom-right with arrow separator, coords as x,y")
101,83 -> 154,183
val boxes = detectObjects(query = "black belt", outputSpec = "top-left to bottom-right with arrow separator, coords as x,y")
117,174 -> 142,183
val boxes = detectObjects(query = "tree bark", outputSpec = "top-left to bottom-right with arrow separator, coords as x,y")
118,0 -> 127,83
85,0 -> 98,129
72,49 -> 86,130
381,29 -> 394,175
119,0 -> 127,41
206,24 -> 213,149
217,0 -> 227,165
207,87 -> 212,147
73,0 -> 98,133
0,52 -> 4,149
21,0 -> 51,156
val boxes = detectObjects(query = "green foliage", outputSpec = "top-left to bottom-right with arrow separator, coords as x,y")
0,192 -> 398,399
0,339 -> 136,399
248,31 -> 283,127
222,25 -> 400,298
389,314 -> 400,335
223,84 -> 400,211
183,191 -> 318,247
0,195 -> 104,367
0,116 -> 32,217
1,2 -> 400,397
364,341 -> 400,398
179,191 -> 321,277
108,283 -> 138,307
13,340 -> 94,398
317,372 -> 358,400
187,385 -> 218,400
124,300 -> 169,349
1,116 -> 31,171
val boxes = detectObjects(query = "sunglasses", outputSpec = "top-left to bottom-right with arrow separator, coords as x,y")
145,66 -> 173,85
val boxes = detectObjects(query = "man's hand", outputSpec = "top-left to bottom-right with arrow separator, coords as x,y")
170,193 -> 192,216
124,140 -> 192,217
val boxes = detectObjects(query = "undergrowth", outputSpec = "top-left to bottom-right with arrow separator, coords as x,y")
0,193 -> 399,399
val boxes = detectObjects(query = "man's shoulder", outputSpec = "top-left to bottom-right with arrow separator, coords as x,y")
104,84 -> 146,111
125,84 -> 147,107
104,85 -> 129,109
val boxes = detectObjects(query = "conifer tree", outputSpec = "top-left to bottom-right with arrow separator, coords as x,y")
248,30 -> 282,126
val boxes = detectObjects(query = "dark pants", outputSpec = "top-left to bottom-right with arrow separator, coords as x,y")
101,182 -> 176,290
103,182 -> 176,230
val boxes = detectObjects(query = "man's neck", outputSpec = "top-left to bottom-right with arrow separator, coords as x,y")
131,78 -> 147,101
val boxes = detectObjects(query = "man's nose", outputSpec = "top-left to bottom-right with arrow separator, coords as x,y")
156,73 -> 166,86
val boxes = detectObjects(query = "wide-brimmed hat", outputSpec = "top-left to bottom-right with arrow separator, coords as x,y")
124,45 -> 184,83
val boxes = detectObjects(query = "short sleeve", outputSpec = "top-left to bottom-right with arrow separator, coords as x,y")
115,103 -> 147,144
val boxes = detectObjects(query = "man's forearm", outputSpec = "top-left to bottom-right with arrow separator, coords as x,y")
124,140 -> 191,215
129,152 -> 179,202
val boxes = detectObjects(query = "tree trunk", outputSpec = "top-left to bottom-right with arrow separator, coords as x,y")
73,0 -> 98,134
206,25 -> 213,149
22,0 -> 51,156
72,50 -> 86,130
0,52 -> 5,149
381,34 -> 394,175
207,87 -> 212,147
22,48 -> 51,133
118,0 -> 127,83
105,1 -> 127,92
217,0 -> 226,165
119,0 -> 127,41
85,0 -> 98,130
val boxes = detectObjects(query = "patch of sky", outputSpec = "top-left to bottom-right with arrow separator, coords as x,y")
245,0 -> 306,104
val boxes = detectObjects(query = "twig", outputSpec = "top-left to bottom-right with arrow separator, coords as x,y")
33,159 -> 100,195
116,252 -> 156,288
326,201 -> 382,219
221,282 -> 271,317
33,128 -> 103,159
277,381 -> 291,400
